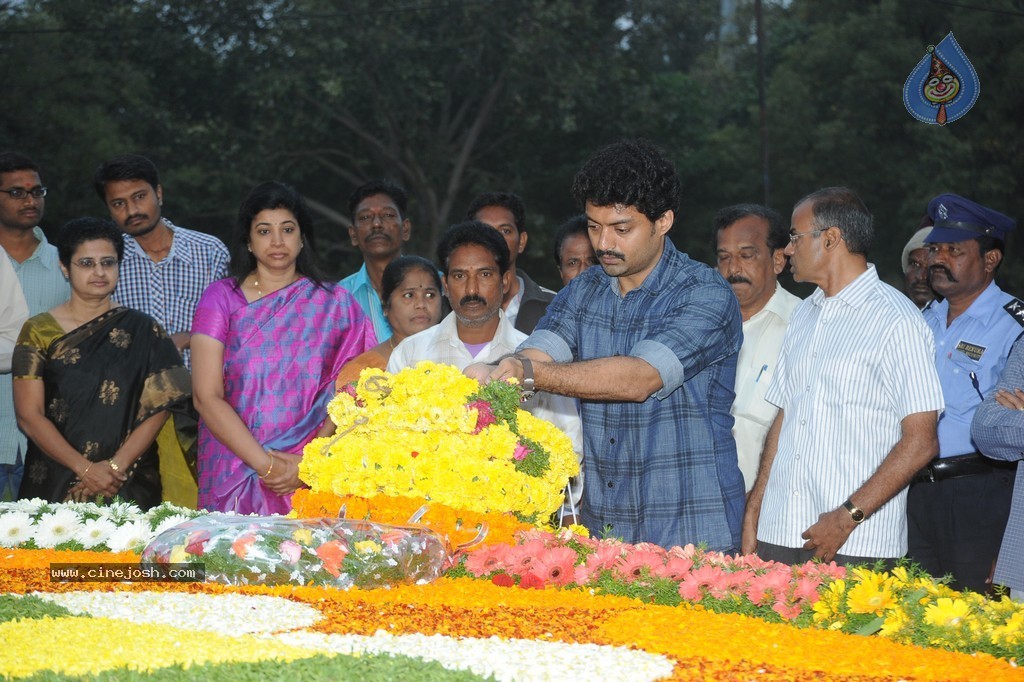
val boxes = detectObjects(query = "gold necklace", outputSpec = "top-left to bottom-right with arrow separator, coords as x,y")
251,275 -> 263,298
389,336 -> 397,350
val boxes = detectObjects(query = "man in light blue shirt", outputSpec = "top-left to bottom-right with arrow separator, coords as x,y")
909,193 -> 1019,592
340,180 -> 412,342
0,152 -> 70,499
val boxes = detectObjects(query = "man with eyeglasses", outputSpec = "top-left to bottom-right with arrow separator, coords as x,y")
0,151 -> 70,500
742,187 -> 943,567
907,193 -> 1019,593
340,179 -> 413,342
467,192 -> 556,334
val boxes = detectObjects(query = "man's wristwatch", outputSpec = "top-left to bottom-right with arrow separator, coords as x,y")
517,356 -> 536,402
842,499 -> 866,524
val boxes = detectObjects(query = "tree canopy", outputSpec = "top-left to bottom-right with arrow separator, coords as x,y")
2,0 -> 1021,291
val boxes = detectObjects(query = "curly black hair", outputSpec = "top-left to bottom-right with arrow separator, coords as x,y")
570,139 -> 679,222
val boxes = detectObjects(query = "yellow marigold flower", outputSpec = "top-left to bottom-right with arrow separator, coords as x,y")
924,597 -> 972,628
568,524 -> 590,538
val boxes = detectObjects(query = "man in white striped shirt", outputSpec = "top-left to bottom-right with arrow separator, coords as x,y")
742,187 -> 944,565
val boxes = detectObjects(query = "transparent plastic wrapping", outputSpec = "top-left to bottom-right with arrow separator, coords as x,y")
140,514 -> 451,588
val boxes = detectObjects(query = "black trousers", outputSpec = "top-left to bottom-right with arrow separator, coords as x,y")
755,541 -> 898,570
907,470 -> 1015,593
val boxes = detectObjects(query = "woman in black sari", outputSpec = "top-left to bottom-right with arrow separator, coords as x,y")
13,217 -> 190,508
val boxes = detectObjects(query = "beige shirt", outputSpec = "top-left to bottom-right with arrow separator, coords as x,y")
731,283 -> 801,491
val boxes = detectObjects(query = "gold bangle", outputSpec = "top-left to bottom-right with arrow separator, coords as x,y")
260,453 -> 275,479
108,460 -> 121,473
81,463 -> 92,479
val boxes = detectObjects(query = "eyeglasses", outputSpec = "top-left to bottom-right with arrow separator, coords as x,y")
71,257 -> 119,270
0,186 -> 47,200
355,211 -> 400,227
788,227 -> 831,244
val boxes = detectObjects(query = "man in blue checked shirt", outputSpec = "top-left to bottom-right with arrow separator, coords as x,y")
470,139 -> 746,553
972,338 -> 1024,601
94,154 -> 229,507
94,154 -> 229,369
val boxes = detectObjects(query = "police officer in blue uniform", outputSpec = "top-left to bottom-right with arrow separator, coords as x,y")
908,193 -> 1020,593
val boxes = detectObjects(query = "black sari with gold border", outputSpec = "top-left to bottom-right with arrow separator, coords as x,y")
13,307 -> 191,508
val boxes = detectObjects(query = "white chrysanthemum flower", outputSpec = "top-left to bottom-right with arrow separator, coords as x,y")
34,508 -> 83,548
1,497 -> 51,516
0,510 -> 35,547
105,500 -> 143,524
106,519 -> 152,553
151,514 -> 190,537
76,517 -> 119,549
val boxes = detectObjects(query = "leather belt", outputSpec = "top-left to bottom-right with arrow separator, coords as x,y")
912,453 -> 1016,484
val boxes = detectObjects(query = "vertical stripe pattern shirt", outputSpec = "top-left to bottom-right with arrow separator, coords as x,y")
760,265 -> 944,558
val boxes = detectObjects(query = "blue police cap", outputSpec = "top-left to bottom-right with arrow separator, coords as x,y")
925,193 -> 1016,244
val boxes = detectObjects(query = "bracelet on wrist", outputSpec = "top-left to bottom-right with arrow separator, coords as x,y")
108,460 -> 121,473
260,453 -> 275,479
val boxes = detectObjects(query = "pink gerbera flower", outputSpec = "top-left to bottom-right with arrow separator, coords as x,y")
465,544 -> 512,576
772,599 -> 803,620
613,549 -> 665,582
631,542 -> 668,557
585,543 -> 627,573
530,546 -> 578,586
656,556 -> 694,581
506,538 -> 547,576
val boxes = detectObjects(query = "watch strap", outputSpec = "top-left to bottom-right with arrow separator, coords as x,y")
518,356 -> 535,401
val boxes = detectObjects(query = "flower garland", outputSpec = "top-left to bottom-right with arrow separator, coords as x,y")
3,548 -> 1022,681
2,500 -> 1023,665
453,528 -> 1024,662
300,362 -> 578,522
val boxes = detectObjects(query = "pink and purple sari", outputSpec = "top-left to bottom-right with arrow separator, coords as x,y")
193,277 -> 375,514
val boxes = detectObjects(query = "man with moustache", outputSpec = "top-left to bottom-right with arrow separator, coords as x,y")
0,152 -> 69,499
387,221 -> 583,508
471,140 -> 745,552
908,193 -> 1020,592
341,180 -> 413,342
743,187 -> 943,566
94,154 -> 229,368
94,154 -> 229,506
713,204 -> 800,493
902,222 -> 937,310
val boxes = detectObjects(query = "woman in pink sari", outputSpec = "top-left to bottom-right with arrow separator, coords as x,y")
192,182 -> 375,514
